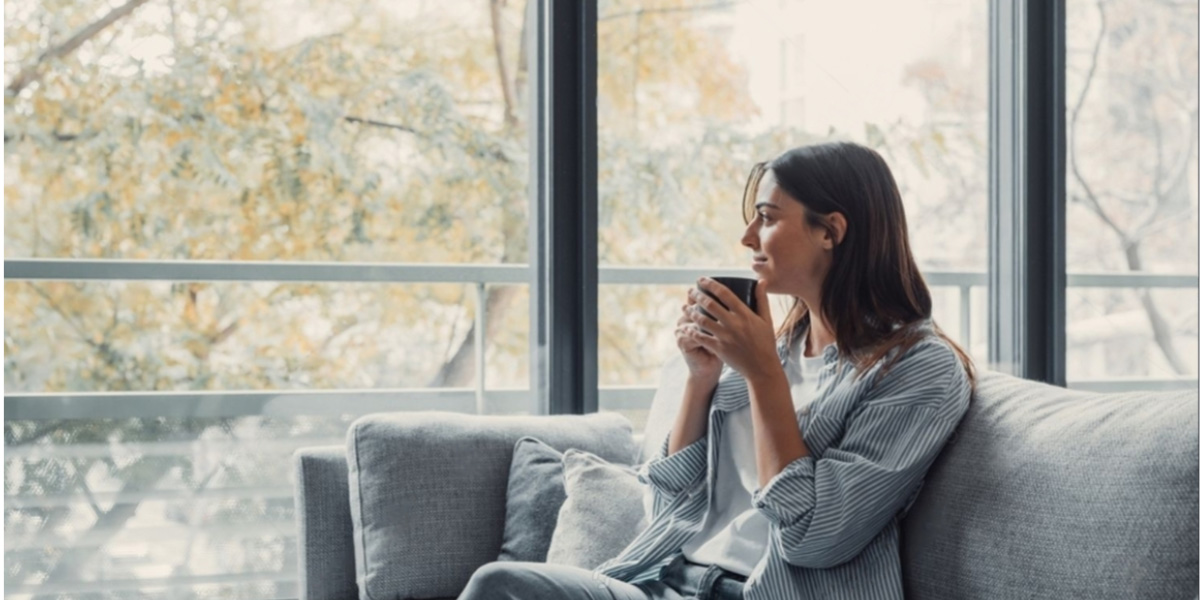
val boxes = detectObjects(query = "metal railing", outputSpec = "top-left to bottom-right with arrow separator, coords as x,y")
4,259 -> 1197,420
3,258 -> 1196,596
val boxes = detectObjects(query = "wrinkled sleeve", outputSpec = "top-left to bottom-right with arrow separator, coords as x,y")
638,430 -> 708,520
750,341 -> 971,569
636,356 -> 712,520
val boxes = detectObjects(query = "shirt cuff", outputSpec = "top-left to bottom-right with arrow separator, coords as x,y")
637,433 -> 708,496
751,455 -> 816,526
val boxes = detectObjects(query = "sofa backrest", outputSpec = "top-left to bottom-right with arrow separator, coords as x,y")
900,370 -> 1198,599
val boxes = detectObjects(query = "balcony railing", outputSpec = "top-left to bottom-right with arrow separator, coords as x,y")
3,258 -> 1196,598
5,258 -> 1197,421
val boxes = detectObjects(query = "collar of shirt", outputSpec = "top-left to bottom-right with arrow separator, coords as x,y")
777,328 -> 839,367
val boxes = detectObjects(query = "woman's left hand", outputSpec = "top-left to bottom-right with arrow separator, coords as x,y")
685,278 -> 779,382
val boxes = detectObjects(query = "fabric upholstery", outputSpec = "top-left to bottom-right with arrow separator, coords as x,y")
294,445 -> 358,600
346,410 -> 635,600
546,448 -> 650,569
900,370 -> 1199,599
293,369 -> 1199,600
497,437 -> 570,563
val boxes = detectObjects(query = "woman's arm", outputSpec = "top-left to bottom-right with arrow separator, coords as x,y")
668,374 -> 719,455
746,361 -> 812,488
637,373 -> 719,520
748,340 -> 971,569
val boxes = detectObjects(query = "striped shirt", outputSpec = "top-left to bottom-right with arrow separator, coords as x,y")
591,320 -> 971,600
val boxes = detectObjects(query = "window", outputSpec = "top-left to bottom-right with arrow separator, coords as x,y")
1064,0 -> 1198,390
595,0 -> 991,433
4,1 -> 532,597
6,0 -> 1195,597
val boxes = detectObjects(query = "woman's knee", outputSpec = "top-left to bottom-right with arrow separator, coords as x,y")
461,562 -> 534,597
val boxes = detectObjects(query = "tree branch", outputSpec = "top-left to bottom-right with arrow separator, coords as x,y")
342,115 -> 420,135
489,0 -> 519,129
515,0 -> 530,108
1066,1 -> 1191,376
599,1 -> 739,21
342,114 -> 511,162
6,0 -> 154,96
1067,1 -> 1126,242
29,450 -> 186,600
70,459 -> 104,519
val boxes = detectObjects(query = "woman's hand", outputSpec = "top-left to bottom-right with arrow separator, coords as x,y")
676,289 -> 724,383
684,278 -> 779,382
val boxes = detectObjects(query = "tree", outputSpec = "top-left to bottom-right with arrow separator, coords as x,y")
1063,0 -> 1198,376
4,0 -> 781,596
895,0 -> 1197,375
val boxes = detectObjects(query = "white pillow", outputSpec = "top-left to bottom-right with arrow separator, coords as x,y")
545,448 -> 651,569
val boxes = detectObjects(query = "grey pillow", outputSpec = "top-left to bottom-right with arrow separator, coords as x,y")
346,411 -> 635,600
546,448 -> 651,570
497,437 -> 568,563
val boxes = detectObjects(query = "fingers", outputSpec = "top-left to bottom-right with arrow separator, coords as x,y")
675,317 -> 712,353
679,301 -> 718,335
694,279 -> 735,314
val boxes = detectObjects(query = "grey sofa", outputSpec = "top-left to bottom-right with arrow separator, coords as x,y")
293,370 -> 1198,600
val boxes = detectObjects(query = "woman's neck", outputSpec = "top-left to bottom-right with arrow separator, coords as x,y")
805,312 -> 836,358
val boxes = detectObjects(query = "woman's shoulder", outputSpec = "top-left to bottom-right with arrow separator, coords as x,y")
862,326 -> 970,405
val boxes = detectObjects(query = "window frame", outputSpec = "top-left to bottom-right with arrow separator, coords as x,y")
988,0 -> 1068,384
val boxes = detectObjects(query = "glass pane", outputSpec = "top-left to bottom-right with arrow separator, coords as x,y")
1067,288 -> 1198,382
4,0 -> 534,597
4,0 -> 530,264
1065,0 -> 1199,389
597,0 -> 990,431
4,280 -> 529,393
5,415 -> 350,600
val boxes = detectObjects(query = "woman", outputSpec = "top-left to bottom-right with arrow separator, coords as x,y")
458,141 -> 976,600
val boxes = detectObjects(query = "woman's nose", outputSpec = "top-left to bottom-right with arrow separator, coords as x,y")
741,229 -> 757,249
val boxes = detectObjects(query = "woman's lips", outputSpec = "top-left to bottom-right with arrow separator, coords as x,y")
752,261 -> 767,270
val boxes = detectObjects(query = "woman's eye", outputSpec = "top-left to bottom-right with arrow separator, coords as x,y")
758,211 -> 771,223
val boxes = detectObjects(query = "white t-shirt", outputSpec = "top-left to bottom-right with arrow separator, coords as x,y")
679,331 -> 828,577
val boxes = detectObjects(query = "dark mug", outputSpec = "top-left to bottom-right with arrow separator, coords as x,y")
696,276 -> 758,326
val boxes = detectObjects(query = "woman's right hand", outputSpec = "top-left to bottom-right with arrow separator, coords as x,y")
676,292 -> 724,382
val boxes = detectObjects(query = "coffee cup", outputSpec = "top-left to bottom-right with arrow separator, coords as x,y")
696,277 -> 758,324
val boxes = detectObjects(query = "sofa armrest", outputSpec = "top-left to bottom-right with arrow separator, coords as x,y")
293,446 -> 357,600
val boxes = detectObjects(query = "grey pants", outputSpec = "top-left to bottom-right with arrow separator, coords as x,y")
458,552 -> 746,600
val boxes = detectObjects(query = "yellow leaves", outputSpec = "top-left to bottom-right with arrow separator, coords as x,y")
161,96 -> 184,114
298,170 -> 319,188
281,330 -> 316,359
930,129 -> 947,153
182,338 -> 210,360
165,130 -> 187,148
183,291 -> 199,326
428,284 -> 465,306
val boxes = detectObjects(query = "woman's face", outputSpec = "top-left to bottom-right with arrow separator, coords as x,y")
740,170 -> 835,301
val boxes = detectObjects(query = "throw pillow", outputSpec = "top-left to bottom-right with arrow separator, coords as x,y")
546,448 -> 650,570
345,411 -> 636,600
497,437 -> 568,563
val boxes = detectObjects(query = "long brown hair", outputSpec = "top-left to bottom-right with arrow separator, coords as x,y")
742,142 -> 976,389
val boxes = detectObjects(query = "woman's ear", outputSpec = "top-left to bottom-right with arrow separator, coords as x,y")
822,212 -> 848,249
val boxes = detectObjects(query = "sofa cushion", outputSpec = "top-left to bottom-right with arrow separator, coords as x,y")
346,410 -> 634,600
546,448 -> 650,569
497,437 -> 570,563
639,355 -> 690,467
900,370 -> 1199,599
